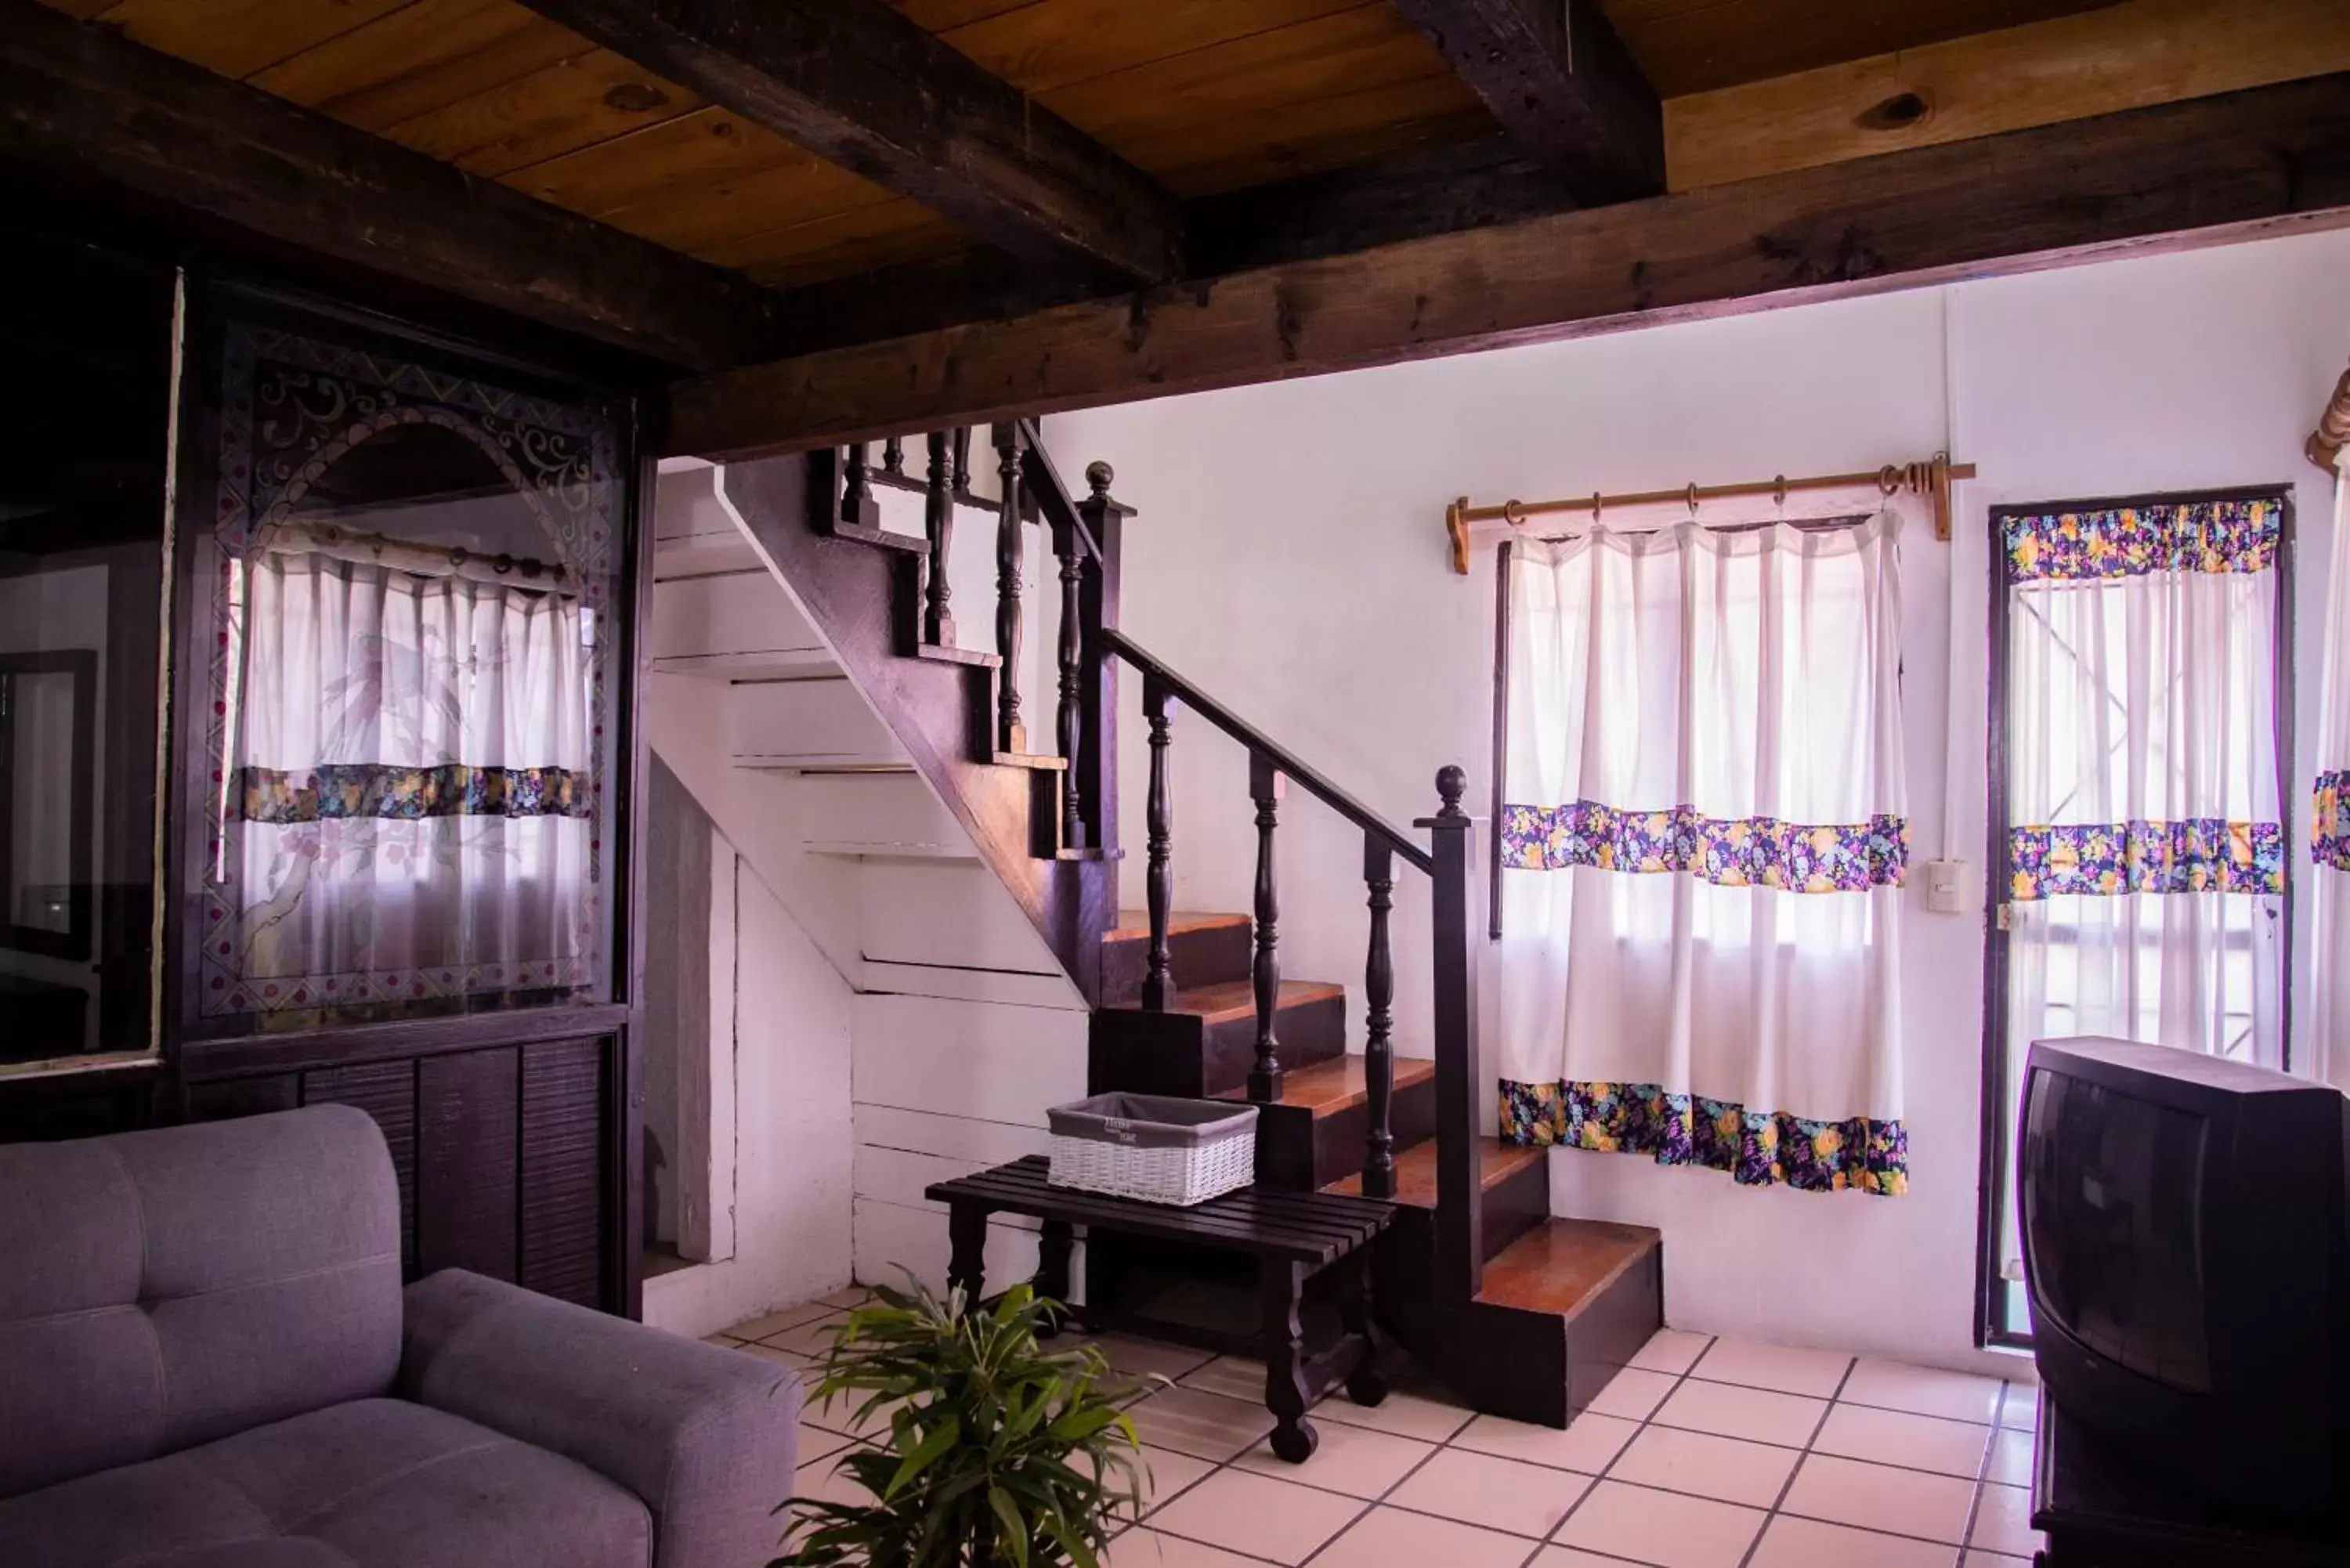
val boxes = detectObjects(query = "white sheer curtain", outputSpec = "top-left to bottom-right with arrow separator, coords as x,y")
222,548 -> 593,1009
1495,515 -> 1909,1195
2311,461 -> 2350,1090
2001,520 -> 2285,1068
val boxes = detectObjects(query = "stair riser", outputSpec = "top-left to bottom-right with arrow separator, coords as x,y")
1088,992 -> 1345,1099
1101,921 -> 1256,1005
1447,1255 -> 1663,1427
1253,1070 -> 1436,1191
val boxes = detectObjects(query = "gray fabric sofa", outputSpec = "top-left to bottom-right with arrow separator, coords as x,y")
0,1105 -> 802,1568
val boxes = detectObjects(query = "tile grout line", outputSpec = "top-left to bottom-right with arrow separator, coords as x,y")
1537,1331 -> 1720,1563
1729,1352 -> 1855,1568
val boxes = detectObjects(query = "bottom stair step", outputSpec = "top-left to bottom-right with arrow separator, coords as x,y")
1454,1217 -> 1665,1428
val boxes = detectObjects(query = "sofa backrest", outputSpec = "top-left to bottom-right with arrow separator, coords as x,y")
0,1104 -> 404,1499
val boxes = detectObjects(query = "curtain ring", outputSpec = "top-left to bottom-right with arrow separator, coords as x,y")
1685,482 -> 1699,517
1878,464 -> 1902,497
1502,498 -> 1526,526
446,547 -> 469,571
1773,475 -> 1788,508
493,553 -> 515,576
1591,491 -> 1603,522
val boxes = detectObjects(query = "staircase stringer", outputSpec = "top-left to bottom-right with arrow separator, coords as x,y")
712,453 -> 1111,1005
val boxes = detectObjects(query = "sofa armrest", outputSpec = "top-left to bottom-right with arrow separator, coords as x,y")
400,1270 -> 802,1568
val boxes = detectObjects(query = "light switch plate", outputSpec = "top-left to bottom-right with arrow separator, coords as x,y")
1924,858 -> 1969,913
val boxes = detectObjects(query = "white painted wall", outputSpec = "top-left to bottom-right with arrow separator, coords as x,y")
1047,228 -> 2350,1375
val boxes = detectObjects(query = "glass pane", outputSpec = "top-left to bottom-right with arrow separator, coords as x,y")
192,313 -> 627,1027
0,233 -> 174,1068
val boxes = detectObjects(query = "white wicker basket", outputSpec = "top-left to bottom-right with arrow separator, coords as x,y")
1046,1093 -> 1258,1206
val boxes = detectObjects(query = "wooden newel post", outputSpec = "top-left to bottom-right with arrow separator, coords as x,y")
1420,764 -> 1482,1305
1361,835 -> 1397,1200
1076,461 -> 1132,860
1248,754 -> 1285,1104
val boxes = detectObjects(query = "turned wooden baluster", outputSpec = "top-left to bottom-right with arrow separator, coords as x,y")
1361,836 -> 1397,1199
992,422 -> 1026,752
1142,673 -> 1175,1010
1248,754 -> 1284,1103
1051,507 -> 1086,848
923,430 -> 955,645
951,426 -> 974,499
841,442 -> 879,529
881,435 -> 905,479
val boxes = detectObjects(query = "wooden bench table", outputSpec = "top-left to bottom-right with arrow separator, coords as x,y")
924,1154 -> 1397,1462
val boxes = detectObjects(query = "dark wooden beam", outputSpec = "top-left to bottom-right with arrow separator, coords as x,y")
512,0 -> 1182,284
1386,0 -> 1662,204
663,73 -> 2350,460
0,0 -> 781,371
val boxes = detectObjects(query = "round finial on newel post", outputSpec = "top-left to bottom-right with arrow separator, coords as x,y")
1436,765 -> 1468,818
1086,460 -> 1115,497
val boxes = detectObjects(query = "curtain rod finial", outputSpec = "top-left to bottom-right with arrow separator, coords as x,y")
1447,497 -> 1471,575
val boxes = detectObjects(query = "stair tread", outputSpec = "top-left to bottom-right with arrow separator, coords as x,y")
915,643 -> 1000,669
1209,1053 -> 1434,1115
1474,1216 -> 1663,1320
1154,977 -> 1342,1024
829,522 -> 927,554
1107,910 -> 1251,941
994,751 -> 1068,771
1321,1135 -> 1543,1204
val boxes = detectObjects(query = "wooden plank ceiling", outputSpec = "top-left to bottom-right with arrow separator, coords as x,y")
31,0 -> 2131,289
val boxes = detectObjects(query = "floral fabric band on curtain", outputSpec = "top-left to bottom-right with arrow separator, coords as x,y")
239,763 -> 589,823
2316,771 -> 2350,872
1499,1078 -> 1907,1196
1499,801 -> 1906,892
2008,818 -> 2285,899
2005,497 -> 2280,581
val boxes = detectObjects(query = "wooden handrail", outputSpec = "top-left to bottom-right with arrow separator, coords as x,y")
1018,417 -> 1104,562
1101,627 -> 1436,876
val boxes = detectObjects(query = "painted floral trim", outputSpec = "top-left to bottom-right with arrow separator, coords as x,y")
2316,771 -> 2350,872
239,763 -> 589,823
1499,1078 -> 1907,1196
2002,498 -> 2280,582
2008,818 -> 2283,899
213,956 -> 595,1017
1499,801 -> 1906,892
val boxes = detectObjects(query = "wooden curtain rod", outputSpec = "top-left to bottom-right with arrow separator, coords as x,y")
1444,454 -> 1975,573
2311,363 -> 2350,473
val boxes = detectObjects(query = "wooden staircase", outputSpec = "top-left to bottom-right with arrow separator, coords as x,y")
711,425 -> 1660,1429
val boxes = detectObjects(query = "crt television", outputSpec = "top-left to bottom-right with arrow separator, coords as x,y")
2019,1037 -> 2350,1521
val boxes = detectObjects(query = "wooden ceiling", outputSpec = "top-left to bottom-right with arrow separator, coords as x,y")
34,0 -> 2129,288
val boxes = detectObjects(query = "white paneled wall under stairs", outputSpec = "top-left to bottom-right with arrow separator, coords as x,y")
644,462 -> 1086,1328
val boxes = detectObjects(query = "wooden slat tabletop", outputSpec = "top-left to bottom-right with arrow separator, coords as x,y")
927,1156 -> 1394,1266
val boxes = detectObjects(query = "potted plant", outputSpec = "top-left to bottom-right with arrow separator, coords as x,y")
772,1277 -> 1150,1568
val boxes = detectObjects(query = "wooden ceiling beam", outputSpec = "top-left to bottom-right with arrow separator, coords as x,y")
0,0 -> 783,372
663,74 -> 2350,461
1386,0 -> 1663,204
512,0 -> 1182,284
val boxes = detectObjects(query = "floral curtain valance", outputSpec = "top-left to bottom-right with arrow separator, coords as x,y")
1499,801 -> 1906,893
2003,497 -> 2281,582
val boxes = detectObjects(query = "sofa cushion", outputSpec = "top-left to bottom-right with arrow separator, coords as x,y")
0,1106 -> 404,1498
0,1398 -> 652,1568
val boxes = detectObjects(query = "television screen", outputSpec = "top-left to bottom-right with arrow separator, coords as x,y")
2022,1066 -> 2211,1393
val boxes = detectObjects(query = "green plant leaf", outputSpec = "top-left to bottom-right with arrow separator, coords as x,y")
882,1413 -> 960,1500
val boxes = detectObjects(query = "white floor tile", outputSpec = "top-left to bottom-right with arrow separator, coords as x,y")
814,1285 -> 871,1310
1690,1338 -> 1854,1399
1385,1446 -> 1591,1537
1091,1332 -> 1220,1383
1145,1466 -> 1362,1564
1781,1453 -> 1976,1545
1235,1420 -> 1434,1499
1313,1505 -> 1546,1568
1997,1384 -> 2040,1430
1812,1401 -> 1990,1478
1129,1446 -> 1217,1518
1107,1528 -> 1268,1567
1314,1386 -> 1476,1443
1126,1386 -> 1278,1462
1745,1512 -> 1958,1568
1963,1554 -> 2033,1568
1984,1425 -> 2034,1488
1532,1551 -> 1658,1568
1840,1359 -> 2004,1423
728,1300 -> 840,1340
757,1311 -> 851,1358
1551,1479 -> 1767,1568
1177,1354 -> 1265,1404
1627,1328 -> 1713,1376
1453,1411 -> 1637,1472
743,1342 -> 813,1373
1583,1366 -> 1679,1421
1969,1483 -> 2045,1558
1607,1424 -> 1800,1508
1653,1378 -> 1827,1447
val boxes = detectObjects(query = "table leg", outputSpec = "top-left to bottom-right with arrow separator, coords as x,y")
1340,1247 -> 1389,1407
946,1202 -> 989,1313
1260,1256 -> 1318,1462
1032,1218 -> 1076,1336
